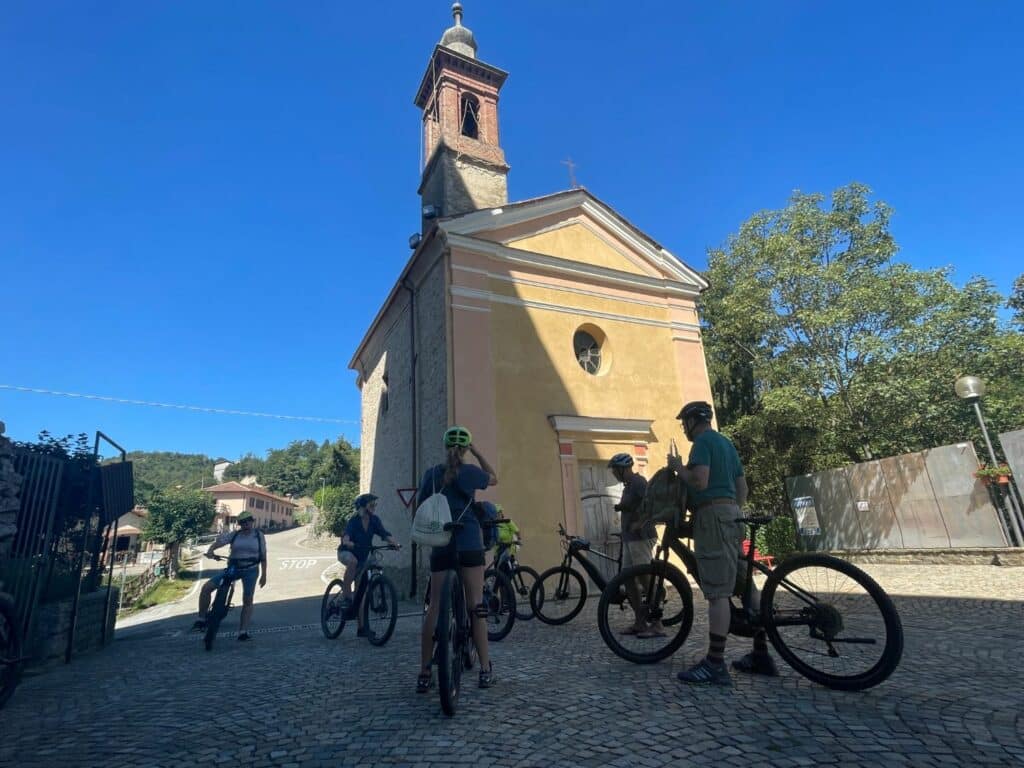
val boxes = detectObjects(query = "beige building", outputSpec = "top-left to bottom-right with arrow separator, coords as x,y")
350,7 -> 713,590
204,481 -> 297,531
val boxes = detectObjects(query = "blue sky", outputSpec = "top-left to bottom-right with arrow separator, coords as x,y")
2,2 -> 1021,460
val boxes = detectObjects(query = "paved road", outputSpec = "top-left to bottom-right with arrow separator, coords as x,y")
3,532 -> 1023,768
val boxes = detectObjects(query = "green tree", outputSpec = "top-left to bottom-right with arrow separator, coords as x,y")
313,482 -> 359,537
222,453 -> 265,484
143,489 -> 216,577
702,183 -> 1024,512
1009,273 -> 1024,330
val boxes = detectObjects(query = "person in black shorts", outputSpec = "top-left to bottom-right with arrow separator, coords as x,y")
416,426 -> 498,692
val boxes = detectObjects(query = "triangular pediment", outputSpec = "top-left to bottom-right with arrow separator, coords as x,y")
438,189 -> 708,291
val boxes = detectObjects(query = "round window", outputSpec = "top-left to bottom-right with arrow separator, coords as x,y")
573,326 -> 607,375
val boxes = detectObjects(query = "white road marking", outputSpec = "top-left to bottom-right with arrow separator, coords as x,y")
320,562 -> 343,585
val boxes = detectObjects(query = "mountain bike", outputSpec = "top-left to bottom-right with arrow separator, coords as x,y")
487,520 -> 539,622
597,514 -> 904,691
0,590 -> 22,709
321,545 -> 399,646
529,523 -> 646,625
203,554 -> 260,651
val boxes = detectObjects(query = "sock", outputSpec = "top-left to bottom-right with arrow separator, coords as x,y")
707,632 -> 727,666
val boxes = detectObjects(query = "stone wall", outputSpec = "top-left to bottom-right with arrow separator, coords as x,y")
0,421 -> 22,560
29,587 -> 119,667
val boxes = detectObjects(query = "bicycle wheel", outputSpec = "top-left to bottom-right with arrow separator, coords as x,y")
530,566 -> 587,625
597,562 -> 694,664
204,582 -> 233,651
762,553 -> 904,691
321,578 -> 347,639
483,568 -> 516,642
362,575 -> 398,647
436,570 -> 462,717
0,594 -> 22,709
510,564 -> 539,621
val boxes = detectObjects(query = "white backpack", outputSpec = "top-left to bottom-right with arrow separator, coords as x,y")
411,469 -> 453,547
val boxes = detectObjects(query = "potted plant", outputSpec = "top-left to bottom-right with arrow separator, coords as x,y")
974,464 -> 1013,485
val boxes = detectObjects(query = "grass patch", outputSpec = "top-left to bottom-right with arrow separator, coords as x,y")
122,566 -> 203,615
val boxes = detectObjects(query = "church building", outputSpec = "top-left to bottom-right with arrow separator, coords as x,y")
349,4 -> 713,589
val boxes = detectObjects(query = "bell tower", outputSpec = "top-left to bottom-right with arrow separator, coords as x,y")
415,3 -> 509,226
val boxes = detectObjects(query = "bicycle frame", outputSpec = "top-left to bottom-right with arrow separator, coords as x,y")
555,524 -> 622,592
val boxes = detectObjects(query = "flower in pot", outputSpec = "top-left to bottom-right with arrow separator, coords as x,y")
974,464 -> 1013,485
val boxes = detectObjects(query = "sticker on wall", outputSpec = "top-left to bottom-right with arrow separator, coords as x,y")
856,500 -> 870,512
791,496 -> 822,536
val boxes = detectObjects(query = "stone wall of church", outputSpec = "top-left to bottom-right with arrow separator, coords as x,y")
415,254 -> 450,475
422,149 -> 507,220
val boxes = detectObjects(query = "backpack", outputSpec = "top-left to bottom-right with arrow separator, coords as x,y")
411,468 -> 455,547
230,529 -> 265,561
641,466 -> 688,527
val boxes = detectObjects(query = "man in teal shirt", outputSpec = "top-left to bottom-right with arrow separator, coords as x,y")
668,401 -> 776,685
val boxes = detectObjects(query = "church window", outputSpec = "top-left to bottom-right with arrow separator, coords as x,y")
573,327 -> 604,375
460,94 -> 480,139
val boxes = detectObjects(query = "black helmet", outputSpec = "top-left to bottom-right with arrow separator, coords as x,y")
677,401 -> 714,424
607,453 -> 634,469
354,493 -> 379,511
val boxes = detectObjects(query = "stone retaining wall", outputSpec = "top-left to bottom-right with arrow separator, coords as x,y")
829,547 -> 1024,566
29,587 -> 119,667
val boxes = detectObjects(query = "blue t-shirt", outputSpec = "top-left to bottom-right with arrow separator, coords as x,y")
417,463 -> 490,552
343,513 -> 391,563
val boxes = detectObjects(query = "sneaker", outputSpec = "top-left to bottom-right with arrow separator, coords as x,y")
478,662 -> 495,689
191,620 -> 207,631
732,652 -> 779,677
237,632 -> 252,642
677,658 -> 732,686
416,669 -> 434,693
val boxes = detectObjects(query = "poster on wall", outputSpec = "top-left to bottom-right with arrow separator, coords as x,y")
791,496 -> 822,536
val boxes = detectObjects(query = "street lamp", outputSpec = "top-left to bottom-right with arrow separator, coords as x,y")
956,375 -> 1023,546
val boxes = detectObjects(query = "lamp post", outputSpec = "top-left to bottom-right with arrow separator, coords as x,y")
956,375 -> 1024,546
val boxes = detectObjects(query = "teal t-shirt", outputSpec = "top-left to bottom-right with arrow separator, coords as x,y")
687,429 -> 744,504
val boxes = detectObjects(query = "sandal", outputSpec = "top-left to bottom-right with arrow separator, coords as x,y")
478,662 -> 495,689
416,668 -> 434,693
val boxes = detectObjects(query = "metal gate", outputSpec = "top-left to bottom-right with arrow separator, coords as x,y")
3,451 -> 64,644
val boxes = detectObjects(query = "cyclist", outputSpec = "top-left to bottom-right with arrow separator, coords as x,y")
192,510 -> 267,641
338,493 -> 402,636
417,426 -> 498,693
668,401 -> 777,685
608,453 -> 663,638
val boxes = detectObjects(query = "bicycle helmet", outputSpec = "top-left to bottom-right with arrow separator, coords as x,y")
237,511 -> 254,523
676,401 -> 714,424
354,493 -> 379,511
607,453 -> 634,469
443,426 -> 473,448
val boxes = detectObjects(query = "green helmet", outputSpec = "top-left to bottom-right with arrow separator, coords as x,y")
444,426 -> 473,448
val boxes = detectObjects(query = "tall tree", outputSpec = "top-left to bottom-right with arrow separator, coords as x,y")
701,183 -> 1024,511
143,489 -> 216,577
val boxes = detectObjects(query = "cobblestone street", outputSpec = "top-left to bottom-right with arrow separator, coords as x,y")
2,559 -> 1022,768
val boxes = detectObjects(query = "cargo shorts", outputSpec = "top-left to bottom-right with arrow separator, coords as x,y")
692,502 -> 745,599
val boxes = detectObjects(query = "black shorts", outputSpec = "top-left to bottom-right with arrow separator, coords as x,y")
429,547 -> 486,572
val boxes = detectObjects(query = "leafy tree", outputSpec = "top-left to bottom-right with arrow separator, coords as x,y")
143,489 -> 216,577
313,482 -> 359,537
222,453 -> 264,484
702,183 -> 1024,512
1009,273 -> 1024,330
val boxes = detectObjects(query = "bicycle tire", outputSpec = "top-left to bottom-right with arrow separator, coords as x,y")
436,570 -> 461,717
362,575 -> 398,647
762,553 -> 904,691
530,566 -> 587,625
321,578 -> 347,639
204,582 -> 232,651
0,593 -> 22,709
483,568 -> 516,642
510,564 -> 540,621
597,562 -> 694,664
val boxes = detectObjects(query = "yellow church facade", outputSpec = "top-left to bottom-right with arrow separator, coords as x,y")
349,6 -> 712,589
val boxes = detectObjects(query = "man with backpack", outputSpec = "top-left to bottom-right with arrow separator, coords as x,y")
192,510 -> 267,641
668,401 -> 777,686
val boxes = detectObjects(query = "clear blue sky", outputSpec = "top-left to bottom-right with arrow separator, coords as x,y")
2,2 -> 1021,460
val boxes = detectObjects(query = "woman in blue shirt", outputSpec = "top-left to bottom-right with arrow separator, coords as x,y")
417,426 -> 498,692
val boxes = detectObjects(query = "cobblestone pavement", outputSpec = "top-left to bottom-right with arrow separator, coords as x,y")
2,562 -> 1022,768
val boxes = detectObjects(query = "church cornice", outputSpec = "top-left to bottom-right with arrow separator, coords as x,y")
414,45 -> 509,108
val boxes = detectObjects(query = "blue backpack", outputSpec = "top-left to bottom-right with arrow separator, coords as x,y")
476,501 -> 500,548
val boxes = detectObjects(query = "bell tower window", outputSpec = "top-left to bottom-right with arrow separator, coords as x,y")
460,94 -> 480,139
